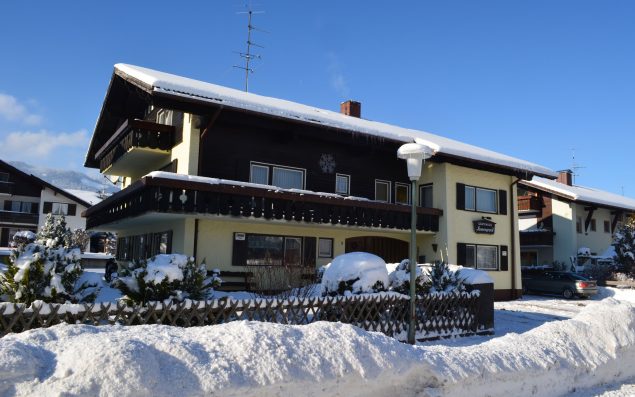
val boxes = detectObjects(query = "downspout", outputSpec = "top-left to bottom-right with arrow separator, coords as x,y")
510,177 -> 521,299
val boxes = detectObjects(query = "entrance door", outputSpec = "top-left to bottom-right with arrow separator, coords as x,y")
345,236 -> 408,263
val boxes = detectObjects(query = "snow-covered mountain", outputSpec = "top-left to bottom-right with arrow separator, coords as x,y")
9,161 -> 119,194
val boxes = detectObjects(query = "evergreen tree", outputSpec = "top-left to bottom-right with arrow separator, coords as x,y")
614,217 -> 635,274
37,213 -> 71,248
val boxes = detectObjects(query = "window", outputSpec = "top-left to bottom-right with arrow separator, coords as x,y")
576,217 -> 582,234
10,201 -> 21,212
52,203 -> 69,215
0,172 -> 8,182
604,220 -> 611,233
335,174 -> 350,195
156,109 -> 173,125
7,201 -> 34,213
250,164 -> 269,185
243,234 -> 307,266
590,219 -> 596,232
318,238 -> 334,258
461,184 -> 498,213
420,184 -> 433,208
395,183 -> 410,205
249,162 -> 305,190
460,243 -> 498,270
375,180 -> 391,202
521,251 -> 538,267
116,231 -> 172,261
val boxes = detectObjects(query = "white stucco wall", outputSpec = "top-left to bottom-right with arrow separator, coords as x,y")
39,187 -> 88,231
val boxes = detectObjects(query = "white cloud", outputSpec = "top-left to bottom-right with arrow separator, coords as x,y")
327,52 -> 350,98
0,129 -> 88,158
0,93 -> 43,125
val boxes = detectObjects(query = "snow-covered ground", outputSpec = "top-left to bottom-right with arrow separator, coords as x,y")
3,287 -> 635,396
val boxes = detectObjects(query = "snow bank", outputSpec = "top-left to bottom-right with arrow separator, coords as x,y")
4,297 -> 635,396
321,252 -> 389,295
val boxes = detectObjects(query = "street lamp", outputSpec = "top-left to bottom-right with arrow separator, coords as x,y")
397,142 -> 434,345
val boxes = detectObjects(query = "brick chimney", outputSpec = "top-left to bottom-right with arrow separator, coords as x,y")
340,100 -> 361,118
557,169 -> 573,186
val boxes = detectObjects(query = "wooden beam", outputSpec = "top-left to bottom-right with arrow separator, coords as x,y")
584,207 -> 596,233
200,107 -> 223,141
612,211 -> 623,233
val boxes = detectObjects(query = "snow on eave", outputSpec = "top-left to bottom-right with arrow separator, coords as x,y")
113,63 -> 556,178
522,177 -> 635,212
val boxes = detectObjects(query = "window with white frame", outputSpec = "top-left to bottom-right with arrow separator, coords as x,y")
52,203 -> 69,215
464,185 -> 497,213
318,238 -> 333,258
420,184 -> 433,207
335,174 -> 350,195
395,183 -> 410,205
249,162 -> 305,190
375,180 -> 391,202
156,109 -> 173,125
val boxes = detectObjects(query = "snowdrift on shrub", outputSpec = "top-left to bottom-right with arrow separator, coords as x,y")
320,252 -> 389,295
4,296 -> 635,396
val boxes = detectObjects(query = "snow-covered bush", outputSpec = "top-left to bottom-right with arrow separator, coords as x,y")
0,243 -> 82,305
428,261 -> 465,293
614,218 -> 635,274
10,231 -> 36,251
36,213 -> 72,248
578,247 -> 592,257
68,229 -> 91,252
321,252 -> 388,296
112,254 -> 221,304
388,259 -> 431,295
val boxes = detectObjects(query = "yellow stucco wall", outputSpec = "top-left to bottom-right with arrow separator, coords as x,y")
574,204 -> 614,256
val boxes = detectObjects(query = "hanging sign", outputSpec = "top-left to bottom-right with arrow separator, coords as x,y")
473,219 -> 496,234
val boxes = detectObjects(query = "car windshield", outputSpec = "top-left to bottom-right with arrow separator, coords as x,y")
569,274 -> 589,281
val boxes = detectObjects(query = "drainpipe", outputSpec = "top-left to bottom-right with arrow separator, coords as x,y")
510,177 -> 521,299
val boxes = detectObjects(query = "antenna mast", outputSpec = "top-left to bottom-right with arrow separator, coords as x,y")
570,148 -> 585,185
234,4 -> 265,92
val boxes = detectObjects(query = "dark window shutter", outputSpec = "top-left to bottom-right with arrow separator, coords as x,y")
67,204 -> 77,216
457,243 -> 467,266
31,203 -> 39,214
456,183 -> 465,210
43,202 -> 52,214
232,233 -> 247,266
0,228 -> 8,247
500,245 -> 509,271
3,200 -> 12,211
303,237 -> 316,267
498,189 -> 507,215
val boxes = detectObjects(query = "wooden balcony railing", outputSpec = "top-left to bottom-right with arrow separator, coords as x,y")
85,175 -> 443,232
518,195 -> 542,212
519,230 -> 553,246
95,119 -> 175,173
0,211 -> 38,225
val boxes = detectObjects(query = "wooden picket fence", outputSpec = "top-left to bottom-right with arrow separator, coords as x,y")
0,291 -> 483,341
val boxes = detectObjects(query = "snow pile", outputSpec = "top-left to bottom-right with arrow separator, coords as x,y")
578,247 -> 591,256
113,254 -> 221,304
321,252 -> 389,296
13,231 -> 36,240
447,265 -> 493,284
4,296 -> 635,396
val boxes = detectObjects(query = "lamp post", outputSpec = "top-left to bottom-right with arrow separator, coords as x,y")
397,142 -> 433,345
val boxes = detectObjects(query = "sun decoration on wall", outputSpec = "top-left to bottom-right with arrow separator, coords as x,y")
319,153 -> 336,174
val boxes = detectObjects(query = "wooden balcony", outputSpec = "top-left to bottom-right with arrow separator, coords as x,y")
0,211 -> 38,225
519,230 -> 553,246
517,195 -> 542,212
95,119 -> 175,176
0,182 -> 13,195
85,174 -> 443,232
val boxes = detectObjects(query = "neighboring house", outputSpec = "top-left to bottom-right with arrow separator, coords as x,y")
518,170 -> 635,268
83,64 -> 556,300
0,159 -> 99,247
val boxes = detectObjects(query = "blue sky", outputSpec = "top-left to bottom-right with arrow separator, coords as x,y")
0,1 -> 633,196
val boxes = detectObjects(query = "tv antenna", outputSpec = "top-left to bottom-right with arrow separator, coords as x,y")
234,3 -> 266,92
570,148 -> 585,185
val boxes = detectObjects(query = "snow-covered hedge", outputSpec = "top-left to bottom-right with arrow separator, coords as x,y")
113,254 -> 221,304
387,259 -> 431,295
0,243 -> 83,305
614,218 -> 635,273
321,252 -> 389,296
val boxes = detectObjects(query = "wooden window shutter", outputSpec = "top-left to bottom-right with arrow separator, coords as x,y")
500,245 -> 509,271
31,203 -> 39,214
0,228 -> 8,247
457,243 -> 467,266
3,200 -> 12,211
67,204 -> 77,216
232,233 -> 247,266
498,189 -> 507,215
43,202 -> 52,214
456,183 -> 465,210
303,237 -> 316,267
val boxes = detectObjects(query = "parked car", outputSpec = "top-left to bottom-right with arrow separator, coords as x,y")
522,271 -> 598,299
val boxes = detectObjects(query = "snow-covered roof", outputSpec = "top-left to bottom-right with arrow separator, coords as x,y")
523,176 -> 635,211
113,63 -> 556,178
64,189 -> 108,206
